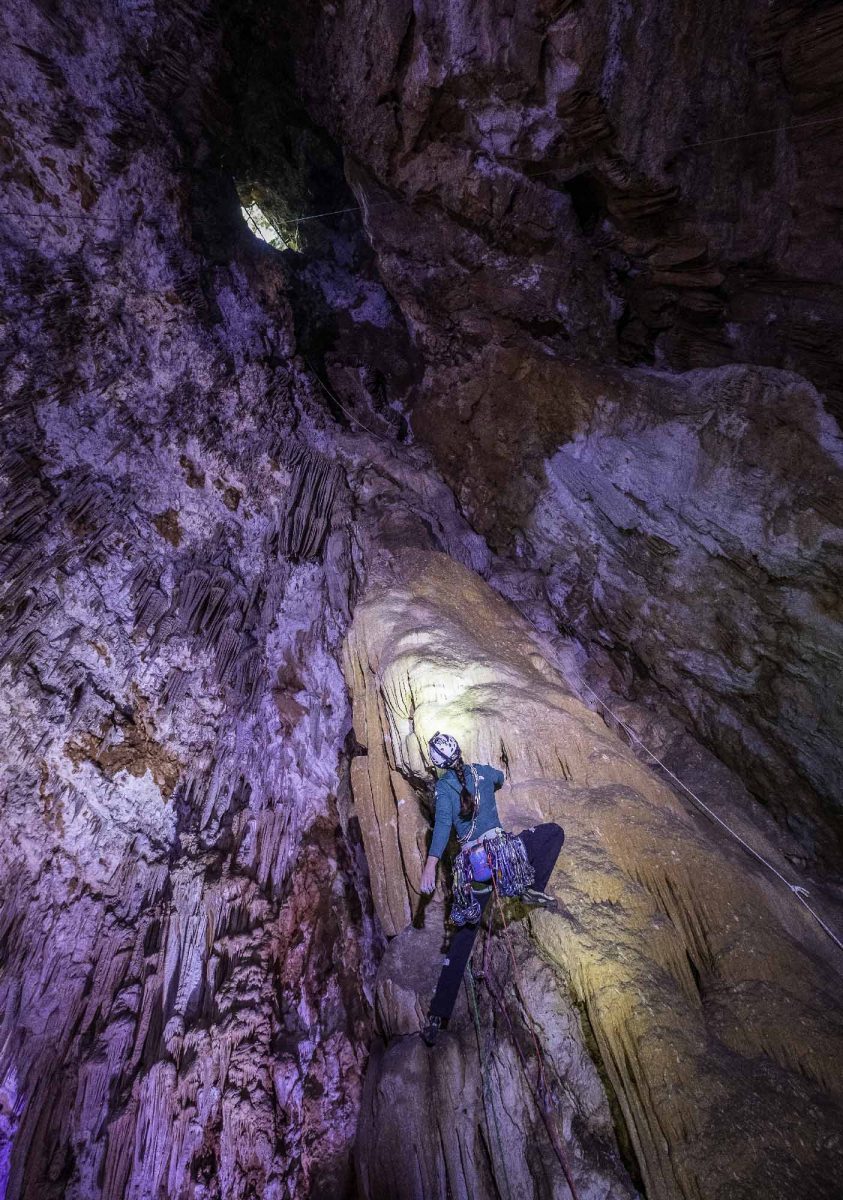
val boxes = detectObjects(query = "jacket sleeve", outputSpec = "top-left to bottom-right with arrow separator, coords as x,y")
429,780 -> 453,859
490,767 -> 505,790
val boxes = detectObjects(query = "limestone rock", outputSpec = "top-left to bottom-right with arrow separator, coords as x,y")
286,0 -> 843,412
345,550 -> 843,1200
279,0 -> 843,862
412,354 -> 843,861
0,5 -> 381,1196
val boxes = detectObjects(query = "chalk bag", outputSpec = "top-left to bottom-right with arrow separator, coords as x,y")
468,844 -> 493,882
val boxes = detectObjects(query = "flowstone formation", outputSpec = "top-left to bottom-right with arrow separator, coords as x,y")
1,0 -> 842,1198
345,550 -> 843,1200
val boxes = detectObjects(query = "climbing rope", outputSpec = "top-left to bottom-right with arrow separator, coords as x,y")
287,114 -> 843,225
482,948 -> 574,1135
567,669 -> 843,955
465,962 -> 515,1200
487,878 -> 583,1200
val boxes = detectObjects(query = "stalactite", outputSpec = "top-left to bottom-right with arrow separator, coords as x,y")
279,446 -> 344,562
2,1 -> 841,1197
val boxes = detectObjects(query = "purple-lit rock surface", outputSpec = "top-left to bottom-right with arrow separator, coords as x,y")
0,4 -> 378,1196
1,1 -> 842,1199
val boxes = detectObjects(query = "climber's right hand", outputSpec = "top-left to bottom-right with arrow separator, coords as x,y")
420,858 -> 438,895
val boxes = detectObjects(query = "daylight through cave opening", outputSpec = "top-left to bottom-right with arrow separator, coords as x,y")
238,189 -> 299,252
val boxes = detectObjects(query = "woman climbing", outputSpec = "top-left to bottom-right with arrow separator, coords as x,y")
420,731 -> 565,1047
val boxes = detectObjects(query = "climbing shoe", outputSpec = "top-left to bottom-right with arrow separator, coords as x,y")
421,1014 -> 443,1047
521,887 -> 558,912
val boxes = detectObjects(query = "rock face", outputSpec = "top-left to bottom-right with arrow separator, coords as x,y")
1,0 -> 842,1198
281,0 -> 843,860
286,0 -> 843,407
0,4 -> 382,1196
420,357 -> 843,862
345,550 -> 843,1200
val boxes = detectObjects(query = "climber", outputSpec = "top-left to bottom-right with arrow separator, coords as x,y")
419,732 -> 565,1047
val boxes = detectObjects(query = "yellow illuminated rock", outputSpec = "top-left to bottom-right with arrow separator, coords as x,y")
346,549 -> 843,1200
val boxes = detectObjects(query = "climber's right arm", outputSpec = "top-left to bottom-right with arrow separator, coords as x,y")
420,855 -> 439,894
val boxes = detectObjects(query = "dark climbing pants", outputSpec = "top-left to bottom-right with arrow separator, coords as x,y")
429,822 -> 565,1021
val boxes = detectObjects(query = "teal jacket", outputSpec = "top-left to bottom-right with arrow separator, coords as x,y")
430,763 -> 505,859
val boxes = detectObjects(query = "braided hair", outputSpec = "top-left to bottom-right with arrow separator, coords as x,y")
453,760 -> 476,821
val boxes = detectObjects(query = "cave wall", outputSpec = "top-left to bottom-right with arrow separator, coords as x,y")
0,12 -> 498,1194
344,548 -> 843,1200
285,0 -> 843,401
279,0 -> 843,860
0,3 -> 386,1196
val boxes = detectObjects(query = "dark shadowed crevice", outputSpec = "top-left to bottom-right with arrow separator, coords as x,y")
571,997 -> 647,1197
565,173 -> 605,237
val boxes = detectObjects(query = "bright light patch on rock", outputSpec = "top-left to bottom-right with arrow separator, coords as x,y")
2,0 -> 843,1197
240,201 -> 299,252
345,549 -> 843,1200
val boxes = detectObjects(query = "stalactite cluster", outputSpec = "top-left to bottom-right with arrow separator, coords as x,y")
345,550 -> 843,1200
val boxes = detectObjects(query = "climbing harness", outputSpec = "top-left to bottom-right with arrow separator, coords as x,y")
452,827 -> 536,926
450,765 -> 537,925
568,670 -> 843,956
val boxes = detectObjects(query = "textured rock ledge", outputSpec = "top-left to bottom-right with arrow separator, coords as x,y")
1,0 -> 842,1195
345,549 -> 843,1200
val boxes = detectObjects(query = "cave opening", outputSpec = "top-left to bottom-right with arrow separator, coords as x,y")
211,0 -> 420,438
238,189 -> 299,252
217,0 -> 355,259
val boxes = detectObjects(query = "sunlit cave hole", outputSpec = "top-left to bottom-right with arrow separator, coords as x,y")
237,184 -> 302,252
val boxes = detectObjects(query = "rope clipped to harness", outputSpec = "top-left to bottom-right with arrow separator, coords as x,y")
448,765 -> 538,925
465,963 -> 514,1200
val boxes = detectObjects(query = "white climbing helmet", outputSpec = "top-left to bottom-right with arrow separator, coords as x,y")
428,731 -> 461,769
